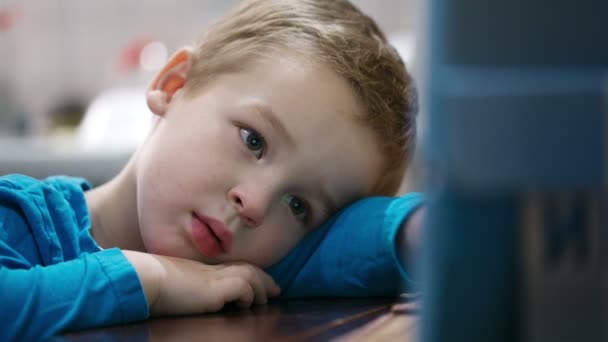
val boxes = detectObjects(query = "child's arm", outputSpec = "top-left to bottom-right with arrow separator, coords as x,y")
123,251 -> 280,316
0,248 -> 279,340
0,248 -> 148,341
267,193 -> 424,297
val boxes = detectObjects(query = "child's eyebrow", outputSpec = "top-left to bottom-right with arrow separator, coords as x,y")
248,103 -> 295,148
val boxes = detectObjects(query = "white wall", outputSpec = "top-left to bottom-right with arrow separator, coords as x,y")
0,0 -> 420,134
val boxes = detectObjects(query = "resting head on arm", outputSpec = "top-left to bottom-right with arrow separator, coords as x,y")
84,0 -> 418,316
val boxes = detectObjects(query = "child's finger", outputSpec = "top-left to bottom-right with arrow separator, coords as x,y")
231,263 -> 280,297
252,266 -> 281,297
218,264 -> 271,305
217,276 -> 255,309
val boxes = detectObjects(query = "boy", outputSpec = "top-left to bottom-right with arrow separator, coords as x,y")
0,0 -> 423,339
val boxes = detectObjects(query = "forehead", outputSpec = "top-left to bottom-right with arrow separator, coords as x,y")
229,52 -> 362,120
198,52 -> 382,203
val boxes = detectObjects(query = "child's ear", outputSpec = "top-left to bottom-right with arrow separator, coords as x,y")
146,46 -> 193,116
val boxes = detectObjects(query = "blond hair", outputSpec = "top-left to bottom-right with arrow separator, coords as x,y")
184,0 -> 418,196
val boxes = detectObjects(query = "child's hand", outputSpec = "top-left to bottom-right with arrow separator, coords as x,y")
123,251 -> 281,316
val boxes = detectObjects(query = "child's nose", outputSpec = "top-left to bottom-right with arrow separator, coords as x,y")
227,187 -> 267,228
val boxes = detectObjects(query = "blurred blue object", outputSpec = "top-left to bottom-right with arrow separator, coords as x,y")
422,1 -> 608,342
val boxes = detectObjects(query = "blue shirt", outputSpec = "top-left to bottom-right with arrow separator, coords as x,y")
0,174 -> 423,340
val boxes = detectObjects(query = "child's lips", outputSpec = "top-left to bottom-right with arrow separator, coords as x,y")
191,213 -> 234,256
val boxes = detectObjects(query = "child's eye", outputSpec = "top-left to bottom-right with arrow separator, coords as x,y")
239,128 -> 266,159
284,195 -> 310,223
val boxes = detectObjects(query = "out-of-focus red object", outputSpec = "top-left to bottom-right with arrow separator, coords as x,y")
0,5 -> 20,31
115,37 -> 153,73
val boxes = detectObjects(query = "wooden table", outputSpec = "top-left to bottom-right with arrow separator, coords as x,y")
60,298 -> 418,341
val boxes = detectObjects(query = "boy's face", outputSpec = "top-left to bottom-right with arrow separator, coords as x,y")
136,53 -> 382,267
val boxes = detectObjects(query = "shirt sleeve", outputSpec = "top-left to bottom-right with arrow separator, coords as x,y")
267,193 -> 424,297
0,248 -> 149,341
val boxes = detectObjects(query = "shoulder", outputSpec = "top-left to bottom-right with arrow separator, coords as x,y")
0,173 -> 91,205
0,174 -> 91,219
0,174 -> 96,265
0,173 -> 91,190
0,174 -> 90,196
0,175 -> 48,266
0,173 -> 41,190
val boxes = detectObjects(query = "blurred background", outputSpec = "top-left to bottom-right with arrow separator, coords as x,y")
0,0 -> 423,189
3,2 -> 608,341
